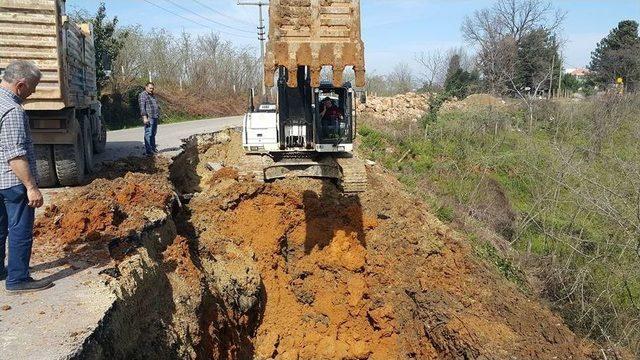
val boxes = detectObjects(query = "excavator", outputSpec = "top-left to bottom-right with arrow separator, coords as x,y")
242,0 -> 367,193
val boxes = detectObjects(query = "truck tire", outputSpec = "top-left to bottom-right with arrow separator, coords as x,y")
35,144 -> 57,188
54,132 -> 86,187
93,124 -> 107,154
81,116 -> 95,172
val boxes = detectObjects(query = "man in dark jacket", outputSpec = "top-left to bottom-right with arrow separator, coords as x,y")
138,82 -> 160,155
320,97 -> 343,138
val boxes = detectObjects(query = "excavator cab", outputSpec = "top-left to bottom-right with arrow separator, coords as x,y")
274,66 -> 355,153
317,85 -> 354,145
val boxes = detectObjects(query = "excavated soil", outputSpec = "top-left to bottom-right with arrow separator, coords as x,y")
32,157 -> 175,266
441,93 -> 510,112
166,130 -> 600,359
358,92 -> 431,122
29,130 -> 605,359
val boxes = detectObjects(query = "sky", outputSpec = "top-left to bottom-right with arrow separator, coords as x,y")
67,0 -> 640,77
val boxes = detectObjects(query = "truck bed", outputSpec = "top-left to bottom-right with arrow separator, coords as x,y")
0,0 -> 97,111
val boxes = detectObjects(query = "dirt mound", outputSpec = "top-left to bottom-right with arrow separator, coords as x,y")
33,168 -> 175,263
359,92 -> 431,122
441,93 -> 508,112
159,130 -> 598,359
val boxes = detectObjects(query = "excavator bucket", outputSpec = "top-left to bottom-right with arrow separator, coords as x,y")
265,0 -> 366,88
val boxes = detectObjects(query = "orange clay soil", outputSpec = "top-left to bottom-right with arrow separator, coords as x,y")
191,180 -> 392,359
163,235 -> 201,287
181,150 -> 599,359
32,161 -> 174,264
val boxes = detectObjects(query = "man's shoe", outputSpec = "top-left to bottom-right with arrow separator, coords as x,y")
6,278 -> 53,294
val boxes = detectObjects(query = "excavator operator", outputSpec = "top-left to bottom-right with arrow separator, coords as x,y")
320,97 -> 343,138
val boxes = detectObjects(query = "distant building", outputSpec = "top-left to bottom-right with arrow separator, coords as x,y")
565,68 -> 591,78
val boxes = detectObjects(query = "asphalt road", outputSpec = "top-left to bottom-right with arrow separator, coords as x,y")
96,115 -> 243,162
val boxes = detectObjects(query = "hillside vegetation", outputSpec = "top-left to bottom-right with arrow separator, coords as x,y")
358,93 -> 640,356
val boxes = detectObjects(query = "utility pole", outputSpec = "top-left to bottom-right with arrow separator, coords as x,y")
557,64 -> 563,98
548,53 -> 555,100
238,1 -> 268,99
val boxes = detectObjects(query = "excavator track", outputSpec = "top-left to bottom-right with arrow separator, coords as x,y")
336,156 -> 368,194
239,153 -> 367,194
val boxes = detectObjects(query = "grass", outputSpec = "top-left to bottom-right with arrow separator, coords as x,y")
358,93 -> 640,355
475,242 -> 527,288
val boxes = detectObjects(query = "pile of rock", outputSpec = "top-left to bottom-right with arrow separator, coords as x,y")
358,92 -> 431,122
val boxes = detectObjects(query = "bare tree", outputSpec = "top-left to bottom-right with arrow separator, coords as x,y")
447,47 -> 475,72
365,73 -> 390,96
109,26 -> 145,91
416,50 -> 446,90
109,28 -> 260,96
416,47 -> 475,91
388,62 -> 415,94
462,0 -> 566,94
506,62 -> 550,132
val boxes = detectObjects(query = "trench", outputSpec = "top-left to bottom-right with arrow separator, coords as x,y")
58,129 -> 602,360
71,131 -> 263,359
73,129 -> 390,360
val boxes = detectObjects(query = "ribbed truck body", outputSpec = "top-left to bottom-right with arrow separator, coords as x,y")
0,0 -> 106,187
265,0 -> 365,88
0,0 -> 97,110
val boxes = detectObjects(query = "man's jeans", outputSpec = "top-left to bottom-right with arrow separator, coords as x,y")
0,184 -> 35,286
144,118 -> 158,154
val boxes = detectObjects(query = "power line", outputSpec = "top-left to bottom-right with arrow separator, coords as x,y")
162,0 -> 254,34
236,0 -> 253,21
140,0 -> 254,39
191,0 -> 254,27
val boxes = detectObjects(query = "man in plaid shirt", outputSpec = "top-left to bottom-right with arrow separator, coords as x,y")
0,60 -> 52,293
139,82 -> 160,155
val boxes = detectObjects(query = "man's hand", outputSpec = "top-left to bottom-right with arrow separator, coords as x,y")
26,186 -> 43,208
143,116 -> 150,125
8,156 -> 41,206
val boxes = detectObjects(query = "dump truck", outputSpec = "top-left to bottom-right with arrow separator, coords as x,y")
0,0 -> 106,187
242,0 -> 367,193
